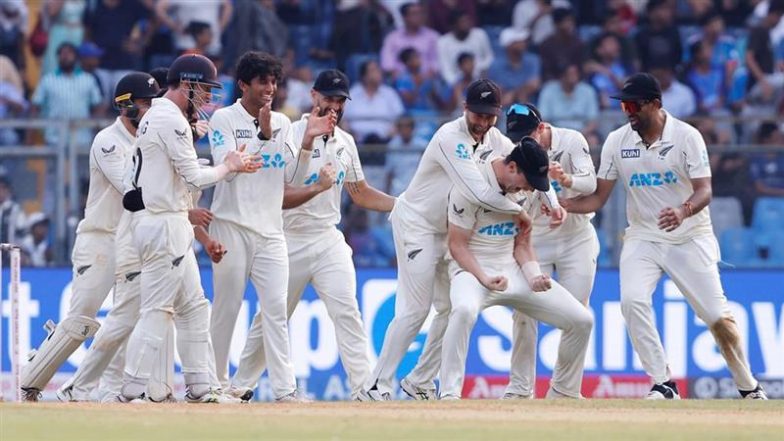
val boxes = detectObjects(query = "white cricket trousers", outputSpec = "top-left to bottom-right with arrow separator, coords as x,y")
366,205 -> 452,395
440,263 -> 593,398
122,213 -> 212,398
619,235 -> 757,390
209,219 -> 296,398
506,225 -> 599,396
231,228 -> 371,399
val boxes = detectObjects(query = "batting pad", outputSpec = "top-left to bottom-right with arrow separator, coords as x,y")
22,315 -> 100,390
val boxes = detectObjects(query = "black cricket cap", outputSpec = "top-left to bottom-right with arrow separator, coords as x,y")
313,69 -> 351,99
508,137 -> 550,192
506,102 -> 542,143
465,79 -> 501,116
610,73 -> 662,101
114,72 -> 160,103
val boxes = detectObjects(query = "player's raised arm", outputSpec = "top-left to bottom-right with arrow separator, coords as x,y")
562,132 -> 619,214
512,227 -> 551,292
282,163 -> 336,209
556,134 -> 597,194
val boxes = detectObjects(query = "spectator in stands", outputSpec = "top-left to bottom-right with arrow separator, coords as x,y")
539,7 -> 584,82
225,0 -> 288,67
0,176 -> 26,249
488,27 -> 541,107
344,60 -> 404,143
0,0 -> 27,68
155,0 -> 232,55
590,8 -> 639,71
750,121 -> 784,197
476,0 -> 514,26
687,11 -> 739,77
585,32 -> 630,109
685,40 -> 727,113
77,42 -> 104,101
328,0 -> 395,70
20,212 -> 53,267
40,0 -> 87,75
746,1 -> 784,105
0,55 -> 27,145
650,63 -> 697,118
284,63 -> 314,116
537,62 -> 599,134
83,0 -> 149,100
711,152 -> 754,224
444,52 -> 478,114
715,0 -> 755,27
385,116 -> 426,196
380,2 -> 439,78
183,21 -> 213,56
512,0 -> 570,46
437,10 -> 494,85
272,78 -> 301,120
394,48 -> 443,113
634,0 -> 683,71
427,0 -> 476,34
31,43 -> 103,146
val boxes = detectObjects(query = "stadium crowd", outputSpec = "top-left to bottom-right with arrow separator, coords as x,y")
0,0 -> 783,267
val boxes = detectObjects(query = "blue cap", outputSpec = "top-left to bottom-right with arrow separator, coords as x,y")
78,42 -> 104,58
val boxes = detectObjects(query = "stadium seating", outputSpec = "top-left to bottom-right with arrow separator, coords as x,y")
709,197 -> 744,241
719,228 -> 761,268
752,197 -> 784,233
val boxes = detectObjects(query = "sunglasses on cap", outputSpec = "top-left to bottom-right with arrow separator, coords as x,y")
620,100 -> 651,114
507,103 -> 540,120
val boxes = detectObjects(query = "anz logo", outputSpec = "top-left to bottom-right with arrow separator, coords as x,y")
456,143 -> 471,160
477,222 -> 518,236
304,172 -> 319,185
551,179 -> 563,193
261,153 -> 285,169
629,170 -> 678,187
336,170 -> 346,185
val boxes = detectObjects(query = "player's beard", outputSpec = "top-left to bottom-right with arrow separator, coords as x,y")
469,123 -> 490,139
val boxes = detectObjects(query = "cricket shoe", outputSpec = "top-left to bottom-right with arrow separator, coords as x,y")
740,384 -> 768,400
185,389 -> 220,404
400,377 -> 437,401
364,384 -> 391,401
116,393 -> 150,404
226,386 -> 254,402
275,390 -> 312,403
21,387 -> 41,402
645,381 -> 681,400
439,394 -> 460,401
353,389 -> 374,401
500,392 -> 534,400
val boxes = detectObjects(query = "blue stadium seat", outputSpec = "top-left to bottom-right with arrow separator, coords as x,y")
752,197 -> 784,233
719,228 -> 758,267
766,231 -> 784,266
709,197 -> 744,241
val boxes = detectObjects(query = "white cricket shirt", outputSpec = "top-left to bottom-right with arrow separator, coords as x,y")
129,97 -> 223,215
597,110 -> 714,244
396,115 -> 523,234
532,126 -> 596,242
77,117 -> 136,235
283,113 -> 365,235
209,100 -> 299,238
448,152 -> 539,263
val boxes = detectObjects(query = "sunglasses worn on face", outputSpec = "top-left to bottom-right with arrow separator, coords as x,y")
620,100 -> 649,114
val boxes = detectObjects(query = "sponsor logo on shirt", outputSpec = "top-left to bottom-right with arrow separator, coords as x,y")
174,128 -> 188,139
407,248 -> 423,261
621,148 -> 640,159
100,145 -> 116,155
235,129 -> 253,139
456,143 -> 471,160
312,148 -> 321,158
211,130 -> 225,147
452,204 -> 465,215
261,153 -> 286,169
477,222 -> 518,236
304,173 -> 319,185
551,179 -> 563,193
629,170 -> 678,187
551,151 -> 564,163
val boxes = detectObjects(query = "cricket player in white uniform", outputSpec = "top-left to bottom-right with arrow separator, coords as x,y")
119,54 -> 260,403
228,69 -> 396,401
502,103 -> 599,399
364,79 -> 561,400
20,72 -> 160,401
440,139 -> 593,399
564,73 -> 767,400
207,52 -> 336,402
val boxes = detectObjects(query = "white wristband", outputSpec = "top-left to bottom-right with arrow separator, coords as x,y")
521,261 -> 542,282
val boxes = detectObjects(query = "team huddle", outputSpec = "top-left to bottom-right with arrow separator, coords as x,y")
19,51 -> 767,403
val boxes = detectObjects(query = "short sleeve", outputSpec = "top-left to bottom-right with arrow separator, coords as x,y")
683,129 -> 711,179
344,137 -> 365,183
597,133 -> 619,180
447,189 -> 477,231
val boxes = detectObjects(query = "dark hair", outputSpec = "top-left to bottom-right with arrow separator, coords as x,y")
552,7 -> 573,25
400,2 -> 418,18
449,9 -> 469,24
399,47 -> 419,64
235,51 -> 282,85
457,52 -> 475,65
757,121 -> 781,143
359,59 -> 379,79
56,42 -> 77,56
646,0 -> 668,13
698,9 -> 722,27
689,40 -> 705,59
770,0 -> 784,14
185,21 -> 211,37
